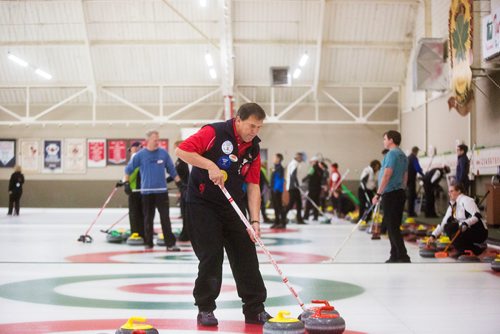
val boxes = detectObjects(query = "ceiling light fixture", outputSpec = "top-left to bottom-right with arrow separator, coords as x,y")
35,68 -> 52,80
209,68 -> 217,79
7,52 -> 28,67
200,0 -> 207,8
298,52 -> 309,67
292,68 -> 302,79
205,52 -> 214,67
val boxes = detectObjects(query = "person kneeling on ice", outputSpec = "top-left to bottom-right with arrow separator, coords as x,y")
427,183 -> 488,258
176,103 -> 271,327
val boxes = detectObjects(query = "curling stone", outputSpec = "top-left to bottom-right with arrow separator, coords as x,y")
116,317 -> 159,334
400,225 -> 411,236
126,233 -> 145,246
418,237 -> 432,249
299,300 -> 339,321
436,236 -> 451,251
320,216 -> 331,224
107,230 -> 125,243
358,220 -> 368,231
415,225 -> 428,237
404,217 -> 416,225
304,306 -> 345,334
419,245 -> 437,258
481,251 -> 498,263
263,310 -> 305,334
121,229 -> 131,242
156,233 -> 165,246
457,250 -> 480,262
491,256 -> 500,272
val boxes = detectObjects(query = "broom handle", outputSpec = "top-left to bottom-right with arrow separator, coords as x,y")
84,187 -> 119,236
442,229 -> 461,253
219,185 -> 307,312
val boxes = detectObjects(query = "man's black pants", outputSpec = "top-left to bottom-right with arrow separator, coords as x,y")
186,201 -> 267,316
382,189 -> 409,261
142,192 -> 176,248
285,188 -> 303,223
128,192 -> 144,237
271,190 -> 286,224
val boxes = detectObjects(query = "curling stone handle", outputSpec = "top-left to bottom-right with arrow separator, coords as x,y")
126,317 -> 147,327
311,300 -> 331,308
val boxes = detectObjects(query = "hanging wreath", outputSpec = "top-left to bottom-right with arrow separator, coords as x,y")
449,0 -> 474,114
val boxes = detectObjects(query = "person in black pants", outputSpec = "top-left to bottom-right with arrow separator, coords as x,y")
303,156 -> 323,222
270,153 -> 286,228
456,144 -> 470,195
8,165 -> 24,216
176,103 -> 271,327
373,130 -> 410,263
358,160 -> 381,221
428,183 -> 488,257
407,146 -> 424,217
423,165 -> 450,218
284,152 -> 305,225
124,130 -> 181,252
174,140 -> 191,242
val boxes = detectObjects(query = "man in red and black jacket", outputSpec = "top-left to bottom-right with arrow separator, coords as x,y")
175,103 -> 271,327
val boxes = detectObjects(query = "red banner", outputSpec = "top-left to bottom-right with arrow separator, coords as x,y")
107,139 -> 127,165
87,139 -> 106,168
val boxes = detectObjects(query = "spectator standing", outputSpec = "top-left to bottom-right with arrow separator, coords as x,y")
7,165 -> 24,216
407,146 -> 424,217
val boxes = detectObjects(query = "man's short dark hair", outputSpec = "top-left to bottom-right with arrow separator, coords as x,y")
384,130 -> 402,146
276,153 -> 283,162
411,146 -> 419,154
236,103 -> 266,121
451,182 -> 465,193
381,149 -> 389,155
331,163 -> 338,169
458,144 -> 468,154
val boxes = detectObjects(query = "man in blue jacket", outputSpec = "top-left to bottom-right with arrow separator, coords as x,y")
124,130 -> 181,252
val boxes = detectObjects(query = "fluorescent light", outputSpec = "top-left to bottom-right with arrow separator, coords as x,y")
200,0 -> 207,7
35,68 -> 52,80
205,52 -> 213,67
299,52 -> 309,67
293,68 -> 301,79
7,53 -> 28,67
209,68 -> 217,79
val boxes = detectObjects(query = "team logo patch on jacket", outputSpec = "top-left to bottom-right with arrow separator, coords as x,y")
217,155 -> 232,170
221,140 -> 234,154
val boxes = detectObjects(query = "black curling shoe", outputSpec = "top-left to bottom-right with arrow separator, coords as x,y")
245,311 -> 272,324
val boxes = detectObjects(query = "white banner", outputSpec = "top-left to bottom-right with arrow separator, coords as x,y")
20,139 -> 40,172
64,138 -> 86,174
420,146 -> 500,178
482,7 -> 500,60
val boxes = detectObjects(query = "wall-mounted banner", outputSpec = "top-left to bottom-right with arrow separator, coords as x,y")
20,139 -> 40,172
64,138 -> 86,174
482,6 -> 500,60
43,140 -> 62,173
159,139 -> 169,152
87,139 -> 106,168
0,139 -> 16,168
107,139 -> 127,166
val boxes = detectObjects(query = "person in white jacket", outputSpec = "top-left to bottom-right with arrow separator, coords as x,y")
428,183 -> 488,257
283,152 -> 306,225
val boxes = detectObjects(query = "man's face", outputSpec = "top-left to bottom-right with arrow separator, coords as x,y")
147,133 -> 160,150
130,146 -> 140,154
235,115 -> 263,143
456,147 -> 464,156
383,134 -> 392,149
448,186 -> 460,201
274,155 -> 281,164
